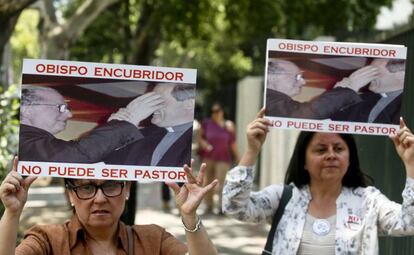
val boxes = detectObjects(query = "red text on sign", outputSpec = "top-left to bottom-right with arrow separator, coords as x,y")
328,123 -> 350,132
48,166 -> 95,177
134,169 -> 186,181
102,168 -> 128,178
287,120 -> 323,131
35,64 -> 88,75
21,165 -> 42,175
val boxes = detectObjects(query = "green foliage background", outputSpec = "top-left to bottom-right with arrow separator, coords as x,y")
0,0 -> 397,214
0,85 -> 20,216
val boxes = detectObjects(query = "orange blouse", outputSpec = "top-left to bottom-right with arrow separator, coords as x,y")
16,215 -> 188,255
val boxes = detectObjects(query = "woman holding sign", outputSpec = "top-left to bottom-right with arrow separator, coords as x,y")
0,160 -> 218,255
223,108 -> 414,254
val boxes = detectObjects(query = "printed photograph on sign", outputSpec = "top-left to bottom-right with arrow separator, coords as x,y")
18,59 -> 197,182
264,39 -> 407,136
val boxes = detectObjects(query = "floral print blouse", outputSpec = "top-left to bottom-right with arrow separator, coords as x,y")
222,166 -> 414,255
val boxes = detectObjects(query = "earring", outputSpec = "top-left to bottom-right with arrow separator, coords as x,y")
126,196 -> 129,201
71,203 -> 74,207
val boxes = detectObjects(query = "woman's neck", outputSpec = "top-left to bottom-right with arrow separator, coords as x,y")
308,181 -> 342,218
84,225 -> 118,255
84,224 -> 118,243
212,118 -> 225,127
309,181 -> 342,200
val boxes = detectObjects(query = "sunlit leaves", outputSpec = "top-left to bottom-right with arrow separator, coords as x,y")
0,84 -> 20,215
10,9 -> 40,83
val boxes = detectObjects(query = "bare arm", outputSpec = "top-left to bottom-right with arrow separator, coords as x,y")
239,108 -> 271,166
376,118 -> 414,236
182,214 -> 217,255
225,120 -> 241,164
197,126 -> 212,152
230,142 -> 240,164
390,117 -> 414,178
0,158 -> 37,255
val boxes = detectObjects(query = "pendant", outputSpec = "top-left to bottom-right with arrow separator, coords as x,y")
312,219 -> 331,236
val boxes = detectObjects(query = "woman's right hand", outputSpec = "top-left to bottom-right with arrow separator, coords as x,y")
0,157 -> 37,215
246,108 -> 271,155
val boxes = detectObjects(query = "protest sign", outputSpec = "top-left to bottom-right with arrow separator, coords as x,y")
18,59 -> 197,182
264,39 -> 407,135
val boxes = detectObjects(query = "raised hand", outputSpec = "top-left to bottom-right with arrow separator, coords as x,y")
107,108 -> 132,123
390,118 -> 414,177
126,92 -> 164,124
108,92 -> 164,126
334,65 -> 379,92
246,108 -> 271,155
166,159 -> 218,217
0,157 -> 37,215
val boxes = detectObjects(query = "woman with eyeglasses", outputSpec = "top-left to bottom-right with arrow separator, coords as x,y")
222,109 -> 414,254
0,159 -> 219,255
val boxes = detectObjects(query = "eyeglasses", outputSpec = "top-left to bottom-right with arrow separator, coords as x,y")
66,181 -> 125,200
270,72 -> 305,82
29,103 -> 71,113
211,108 -> 222,113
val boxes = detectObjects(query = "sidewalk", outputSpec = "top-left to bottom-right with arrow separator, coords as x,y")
20,178 -> 268,254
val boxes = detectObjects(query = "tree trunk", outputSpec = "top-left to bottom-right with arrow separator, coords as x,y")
40,0 -> 120,59
128,0 -> 162,65
0,0 -> 36,89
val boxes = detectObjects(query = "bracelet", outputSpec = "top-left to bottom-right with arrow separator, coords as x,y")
181,215 -> 202,233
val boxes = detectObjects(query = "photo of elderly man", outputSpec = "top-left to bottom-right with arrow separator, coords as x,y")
265,58 -> 379,119
19,85 -> 163,163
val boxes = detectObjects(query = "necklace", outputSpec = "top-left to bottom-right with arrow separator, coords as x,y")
312,218 -> 331,236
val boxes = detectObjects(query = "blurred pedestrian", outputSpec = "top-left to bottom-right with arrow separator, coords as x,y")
198,102 -> 239,214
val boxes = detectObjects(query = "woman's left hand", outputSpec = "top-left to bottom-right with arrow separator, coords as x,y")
166,160 -> 218,216
390,117 -> 414,175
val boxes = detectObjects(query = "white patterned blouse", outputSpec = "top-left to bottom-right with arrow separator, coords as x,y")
222,166 -> 414,255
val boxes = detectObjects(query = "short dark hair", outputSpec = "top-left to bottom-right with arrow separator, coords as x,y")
284,131 -> 373,188
21,86 -> 43,105
171,84 -> 195,102
21,85 -> 57,105
268,59 -> 294,74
